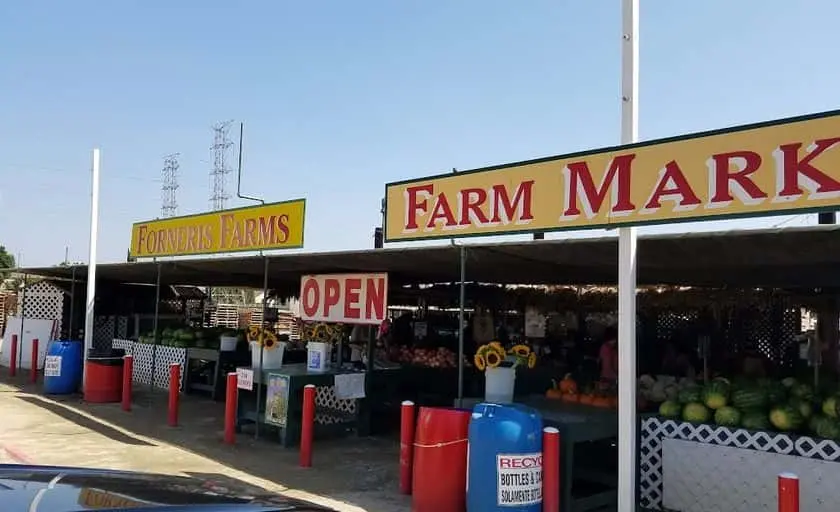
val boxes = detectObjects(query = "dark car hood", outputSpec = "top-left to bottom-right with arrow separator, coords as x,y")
0,464 -> 335,512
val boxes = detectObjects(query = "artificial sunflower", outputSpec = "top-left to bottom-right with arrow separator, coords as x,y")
483,344 -> 506,368
247,326 -> 261,342
489,341 -> 504,353
511,344 -> 531,357
474,353 -> 487,371
263,333 -> 278,350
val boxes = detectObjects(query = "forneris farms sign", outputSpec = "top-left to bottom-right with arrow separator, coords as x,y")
384,110 -> 840,241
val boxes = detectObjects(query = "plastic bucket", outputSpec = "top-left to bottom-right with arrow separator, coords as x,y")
250,341 -> 285,370
219,336 -> 238,352
484,366 -> 515,404
412,407 -> 471,512
307,341 -> 329,372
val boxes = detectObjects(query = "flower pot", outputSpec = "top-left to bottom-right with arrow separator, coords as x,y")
484,366 -> 516,404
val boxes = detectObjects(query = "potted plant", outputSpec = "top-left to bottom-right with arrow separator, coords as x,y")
473,342 -> 536,403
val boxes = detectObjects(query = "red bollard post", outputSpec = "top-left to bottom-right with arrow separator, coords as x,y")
168,363 -> 180,427
122,355 -> 133,412
9,334 -> 18,377
224,372 -> 238,445
399,400 -> 416,495
543,427 -> 560,512
30,339 -> 39,384
299,384 -> 316,467
778,472 -> 799,512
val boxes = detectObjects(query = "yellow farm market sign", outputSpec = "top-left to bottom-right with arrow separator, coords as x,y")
130,199 -> 305,258
384,110 -> 840,242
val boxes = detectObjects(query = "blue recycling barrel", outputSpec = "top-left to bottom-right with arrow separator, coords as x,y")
43,340 -> 83,395
467,402 -> 544,512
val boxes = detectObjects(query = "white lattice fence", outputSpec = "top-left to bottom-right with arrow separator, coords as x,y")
314,385 -> 357,425
20,281 -> 64,337
111,339 -> 186,391
640,417 -> 840,511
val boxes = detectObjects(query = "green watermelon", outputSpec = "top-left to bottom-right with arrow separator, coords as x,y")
790,383 -> 814,402
822,396 -> 840,419
816,417 -> 840,440
714,406 -> 741,427
791,398 -> 813,420
741,411 -> 771,430
703,381 -> 730,409
808,414 -> 825,435
732,388 -> 768,410
659,400 -> 682,419
682,402 -> 711,423
678,385 -> 703,404
766,382 -> 787,405
769,406 -> 804,432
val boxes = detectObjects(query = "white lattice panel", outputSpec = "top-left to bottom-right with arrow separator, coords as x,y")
314,385 -> 356,425
663,438 -> 840,512
93,317 -> 115,349
111,339 -> 185,391
640,417 -> 840,511
20,281 -> 63,337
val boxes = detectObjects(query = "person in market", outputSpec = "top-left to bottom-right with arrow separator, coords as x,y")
598,326 -> 619,383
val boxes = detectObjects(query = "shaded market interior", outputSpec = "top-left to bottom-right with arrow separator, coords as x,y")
7,224 -> 840,512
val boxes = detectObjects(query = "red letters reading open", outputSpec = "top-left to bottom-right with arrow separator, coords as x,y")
299,273 -> 389,325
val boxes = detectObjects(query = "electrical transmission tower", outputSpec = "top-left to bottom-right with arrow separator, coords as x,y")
210,121 -> 234,211
161,153 -> 180,218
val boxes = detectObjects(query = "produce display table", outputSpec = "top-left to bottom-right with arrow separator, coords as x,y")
235,364 -> 401,447
184,348 -> 245,401
459,395 -> 633,512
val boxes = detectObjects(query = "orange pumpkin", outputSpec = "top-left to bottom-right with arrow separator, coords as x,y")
559,374 -> 578,394
578,394 -> 595,405
561,393 -> 579,403
591,396 -> 612,408
546,388 -> 564,400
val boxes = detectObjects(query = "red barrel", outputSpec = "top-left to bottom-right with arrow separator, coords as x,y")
83,359 -> 123,403
412,407 -> 471,512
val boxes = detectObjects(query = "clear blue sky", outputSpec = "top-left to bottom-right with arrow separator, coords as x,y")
2,1 -> 838,267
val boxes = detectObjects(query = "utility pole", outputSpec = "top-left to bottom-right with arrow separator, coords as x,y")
161,153 -> 180,218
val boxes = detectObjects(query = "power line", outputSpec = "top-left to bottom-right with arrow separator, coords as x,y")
161,153 -> 180,218
210,121 -> 234,211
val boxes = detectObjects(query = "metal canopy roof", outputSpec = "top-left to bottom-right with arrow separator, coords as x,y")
15,225 -> 840,292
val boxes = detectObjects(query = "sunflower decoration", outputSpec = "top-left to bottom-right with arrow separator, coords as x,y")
261,330 -> 279,350
246,325 -> 261,343
473,342 -> 507,372
508,344 -> 538,369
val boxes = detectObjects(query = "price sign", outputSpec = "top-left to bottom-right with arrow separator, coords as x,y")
44,355 -> 62,377
496,453 -> 543,507
236,368 -> 254,391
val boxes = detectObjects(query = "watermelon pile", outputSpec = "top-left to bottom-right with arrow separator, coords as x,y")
655,376 -> 840,441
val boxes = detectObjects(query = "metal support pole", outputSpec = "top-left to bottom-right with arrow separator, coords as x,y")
68,266 -> 77,339
82,148 -> 101,388
457,246 -> 467,404
18,275 -> 27,370
150,263 -> 162,389
617,0 -> 639,511
255,256 -> 269,439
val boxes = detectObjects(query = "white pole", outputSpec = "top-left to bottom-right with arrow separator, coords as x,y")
618,0 -> 639,511
82,148 -> 101,387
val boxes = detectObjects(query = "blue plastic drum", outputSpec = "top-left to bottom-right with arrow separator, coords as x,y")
43,340 -> 83,394
467,402 -> 544,512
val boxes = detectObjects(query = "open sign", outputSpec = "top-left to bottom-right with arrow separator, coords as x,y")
299,273 -> 388,325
